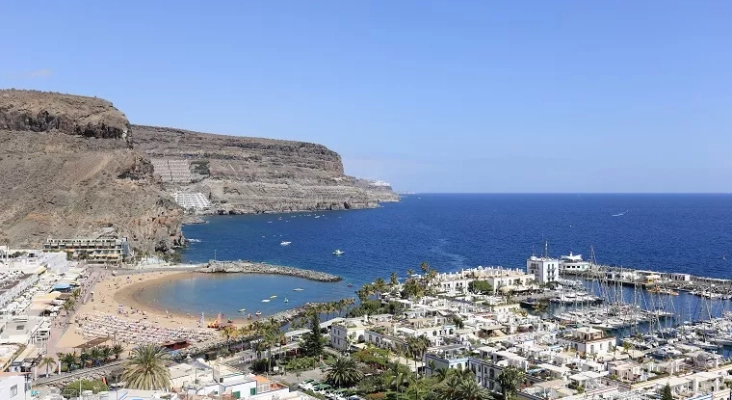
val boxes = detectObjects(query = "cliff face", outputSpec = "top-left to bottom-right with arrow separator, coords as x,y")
133,125 -> 399,213
0,90 -> 133,146
0,90 -> 397,255
0,90 -> 182,254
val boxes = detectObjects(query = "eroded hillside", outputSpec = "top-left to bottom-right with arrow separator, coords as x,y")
133,125 -> 399,213
0,90 -> 183,253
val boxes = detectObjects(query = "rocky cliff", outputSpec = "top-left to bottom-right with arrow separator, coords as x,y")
0,90 -> 183,254
0,90 -> 397,254
133,125 -> 399,214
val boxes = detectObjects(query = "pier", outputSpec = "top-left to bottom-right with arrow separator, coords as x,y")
198,260 -> 342,282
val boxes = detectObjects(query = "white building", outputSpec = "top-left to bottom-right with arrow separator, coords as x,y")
330,319 -> 367,351
559,252 -> 591,273
526,256 -> 558,285
0,273 -> 39,309
431,266 -> 535,294
0,373 -> 26,400
563,327 -> 616,357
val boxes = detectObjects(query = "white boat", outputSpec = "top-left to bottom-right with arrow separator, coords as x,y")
333,249 -> 344,256
261,299 -> 270,303
293,288 -> 304,291
284,298 -> 289,303
280,241 -> 291,246
238,308 -> 246,313
270,295 -> 277,299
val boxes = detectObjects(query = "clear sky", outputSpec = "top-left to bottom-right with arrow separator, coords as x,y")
2,1 -> 730,193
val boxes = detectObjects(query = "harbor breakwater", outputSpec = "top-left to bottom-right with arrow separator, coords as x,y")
196,260 -> 342,282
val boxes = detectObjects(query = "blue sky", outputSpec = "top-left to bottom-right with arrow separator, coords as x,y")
2,1 -> 730,193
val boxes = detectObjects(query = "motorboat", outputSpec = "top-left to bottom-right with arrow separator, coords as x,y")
281,241 -> 291,246
270,295 -> 277,299
238,308 -> 246,313
333,249 -> 344,256
262,299 -> 270,303
293,288 -> 304,291
284,298 -> 289,303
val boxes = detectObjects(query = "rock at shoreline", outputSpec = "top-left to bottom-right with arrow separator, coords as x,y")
198,260 -> 341,282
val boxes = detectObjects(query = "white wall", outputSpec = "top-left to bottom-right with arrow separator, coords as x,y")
0,375 -> 26,400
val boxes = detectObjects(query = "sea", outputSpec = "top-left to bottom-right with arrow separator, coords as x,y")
143,194 -> 732,319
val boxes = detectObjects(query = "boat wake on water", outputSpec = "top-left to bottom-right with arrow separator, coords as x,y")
612,210 -> 628,217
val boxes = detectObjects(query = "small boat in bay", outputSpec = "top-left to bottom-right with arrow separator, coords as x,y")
238,308 -> 246,313
333,249 -> 344,256
284,298 -> 289,303
262,299 -> 270,303
293,288 -> 304,292
281,241 -> 291,246
270,295 -> 277,299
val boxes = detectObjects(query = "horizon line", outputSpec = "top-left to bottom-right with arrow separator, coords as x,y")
398,192 -> 731,195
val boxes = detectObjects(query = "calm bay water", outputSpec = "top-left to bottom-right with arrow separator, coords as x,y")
152,194 -> 732,316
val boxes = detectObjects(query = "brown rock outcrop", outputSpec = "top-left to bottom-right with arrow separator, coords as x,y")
133,125 -> 399,213
0,89 -> 132,147
0,91 -> 180,254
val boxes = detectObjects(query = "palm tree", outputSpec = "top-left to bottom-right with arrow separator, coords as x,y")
112,344 -> 124,360
373,278 -> 387,295
38,356 -> 56,377
432,367 -> 450,383
100,345 -> 113,364
62,299 -> 75,315
436,373 -> 462,400
406,376 -> 430,400
455,378 -> 493,400
89,347 -> 103,367
390,271 -> 399,290
122,344 -> 171,390
496,366 -> 525,400
388,370 -> 407,395
79,350 -> 91,368
221,325 -> 237,343
326,357 -> 364,388
60,353 -> 78,371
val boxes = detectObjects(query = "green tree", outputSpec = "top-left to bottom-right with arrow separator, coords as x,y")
100,345 -> 113,364
326,356 -> 364,388
112,344 -> 124,360
89,347 -> 103,367
456,377 -> 493,400
62,380 -> 108,398
390,271 -> 399,290
60,353 -> 78,371
468,280 -> 494,294
661,383 -> 673,400
373,278 -> 388,295
122,344 -> 171,390
302,311 -> 324,357
496,366 -> 525,400
38,356 -> 56,377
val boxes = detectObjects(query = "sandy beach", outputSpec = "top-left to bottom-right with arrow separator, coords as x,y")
56,271 -> 228,352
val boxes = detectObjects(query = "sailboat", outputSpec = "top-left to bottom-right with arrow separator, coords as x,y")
333,249 -> 344,256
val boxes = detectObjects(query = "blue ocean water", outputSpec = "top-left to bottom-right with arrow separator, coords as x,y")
162,194 -> 732,316
183,194 -> 732,280
136,274 -> 355,319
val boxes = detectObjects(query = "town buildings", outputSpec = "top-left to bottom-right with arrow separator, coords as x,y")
43,237 -> 130,263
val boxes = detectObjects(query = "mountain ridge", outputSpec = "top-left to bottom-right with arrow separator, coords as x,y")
0,90 -> 397,255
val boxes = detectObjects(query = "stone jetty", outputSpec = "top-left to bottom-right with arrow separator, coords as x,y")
197,260 -> 341,282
